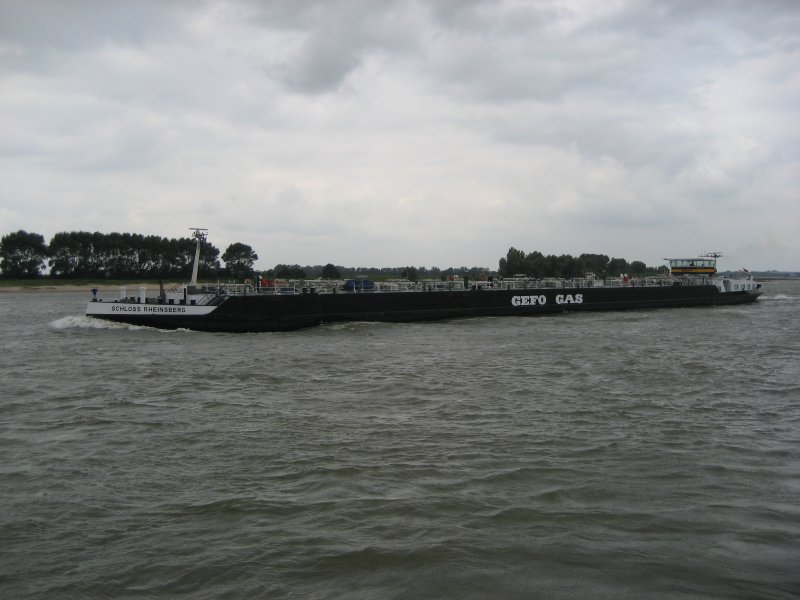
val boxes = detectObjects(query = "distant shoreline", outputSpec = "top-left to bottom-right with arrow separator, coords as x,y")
0,285 -> 107,293
0,283 -> 179,294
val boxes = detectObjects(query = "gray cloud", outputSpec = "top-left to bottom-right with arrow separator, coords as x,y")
0,1 -> 193,73
1,0 -> 798,270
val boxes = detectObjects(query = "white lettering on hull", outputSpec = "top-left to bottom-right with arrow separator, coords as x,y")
555,293 -> 583,304
511,293 -> 583,307
86,303 -> 217,316
511,295 -> 547,307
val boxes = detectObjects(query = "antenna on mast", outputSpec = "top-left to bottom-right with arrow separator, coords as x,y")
190,227 -> 208,241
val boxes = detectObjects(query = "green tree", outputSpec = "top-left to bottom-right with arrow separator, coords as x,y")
607,257 -> 630,276
48,231 -> 95,278
273,264 -> 307,278
321,263 -> 342,279
100,231 -> 141,277
401,266 -> 419,282
578,253 -> 610,276
552,254 -> 578,278
524,251 -> 547,278
0,230 -> 48,277
629,260 -> 647,275
499,247 -> 526,277
223,243 -> 258,280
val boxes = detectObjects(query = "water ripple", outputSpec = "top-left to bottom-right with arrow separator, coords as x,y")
2,286 -> 799,599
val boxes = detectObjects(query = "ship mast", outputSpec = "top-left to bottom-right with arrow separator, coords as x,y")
189,228 -> 208,286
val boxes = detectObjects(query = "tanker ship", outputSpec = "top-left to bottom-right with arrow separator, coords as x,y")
85,230 -> 762,332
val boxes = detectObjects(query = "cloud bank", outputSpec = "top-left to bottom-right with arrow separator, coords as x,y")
1,0 -> 798,270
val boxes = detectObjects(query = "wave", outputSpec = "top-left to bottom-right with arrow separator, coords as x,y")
318,321 -> 385,332
49,315 -> 156,331
49,315 -> 197,333
50,315 -> 124,330
766,294 -> 795,301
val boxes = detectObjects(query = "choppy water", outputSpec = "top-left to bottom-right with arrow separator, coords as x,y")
2,282 -> 799,599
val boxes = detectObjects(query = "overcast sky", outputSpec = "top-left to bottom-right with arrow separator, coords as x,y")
1,0 -> 798,271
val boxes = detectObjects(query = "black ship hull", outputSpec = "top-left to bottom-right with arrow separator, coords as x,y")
89,284 -> 762,332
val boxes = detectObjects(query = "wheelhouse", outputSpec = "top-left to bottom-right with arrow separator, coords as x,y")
665,257 -> 717,276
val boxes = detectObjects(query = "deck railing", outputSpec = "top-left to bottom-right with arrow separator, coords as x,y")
193,276 -> 690,297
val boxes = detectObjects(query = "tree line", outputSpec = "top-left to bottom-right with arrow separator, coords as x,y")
265,264 -> 490,282
251,251 -> 666,280
1,229 -> 664,282
498,247 -> 666,278
0,230 -> 258,280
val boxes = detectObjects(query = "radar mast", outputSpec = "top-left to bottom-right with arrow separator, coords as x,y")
189,228 -> 208,286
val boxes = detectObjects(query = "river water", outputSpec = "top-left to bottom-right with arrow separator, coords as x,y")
2,282 -> 799,599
